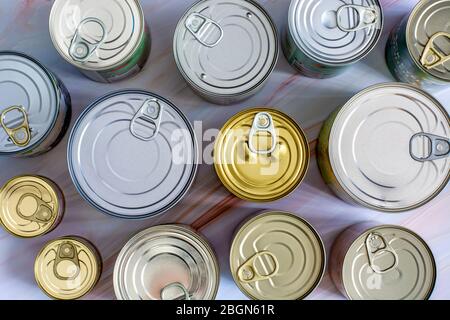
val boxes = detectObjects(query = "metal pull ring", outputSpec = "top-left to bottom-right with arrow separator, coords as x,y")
365,233 -> 399,275
410,133 -> 450,162
420,32 -> 450,70
53,241 -> 81,281
248,112 -> 277,155
237,251 -> 280,283
160,282 -> 191,300
69,17 -> 107,63
0,106 -> 31,147
16,193 -> 54,223
185,13 -> 224,48
130,99 -> 163,141
337,4 -> 379,32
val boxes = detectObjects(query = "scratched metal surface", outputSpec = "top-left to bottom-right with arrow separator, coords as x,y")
0,0 -> 448,300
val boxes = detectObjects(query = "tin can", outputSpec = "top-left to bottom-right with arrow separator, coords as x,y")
214,108 -> 309,202
317,83 -> 450,212
34,236 -> 102,300
0,175 -> 64,238
230,211 -> 325,300
68,90 -> 198,219
330,222 -> 436,300
49,0 -> 150,83
114,225 -> 219,300
283,0 -> 384,78
386,0 -> 450,89
0,51 -> 71,157
173,0 -> 278,105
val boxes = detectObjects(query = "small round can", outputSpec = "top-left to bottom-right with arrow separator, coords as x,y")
214,108 -> 309,202
173,0 -> 278,105
34,236 -> 102,300
283,0 -> 383,78
114,225 -> 219,300
317,83 -> 450,212
0,51 -> 71,157
386,0 -> 450,89
49,0 -> 150,83
0,175 -> 64,238
68,90 -> 198,219
230,211 -> 326,300
330,222 -> 436,300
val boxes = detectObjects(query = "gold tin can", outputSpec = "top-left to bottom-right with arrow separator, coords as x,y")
230,211 -> 325,300
34,236 -> 102,300
330,222 -> 436,300
0,175 -> 64,238
214,108 -> 309,202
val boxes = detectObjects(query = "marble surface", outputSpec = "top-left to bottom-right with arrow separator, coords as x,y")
0,0 -> 449,300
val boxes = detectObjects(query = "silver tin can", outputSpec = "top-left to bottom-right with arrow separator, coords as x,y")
49,0 -> 150,83
114,225 -> 219,300
67,90 -> 198,219
283,0 -> 383,78
0,51 -> 71,157
317,83 -> 450,212
173,0 -> 278,105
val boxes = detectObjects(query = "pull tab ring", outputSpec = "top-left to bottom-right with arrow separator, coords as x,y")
337,5 -> 379,32
185,13 -> 224,48
0,106 -> 31,147
53,241 -> 81,281
365,232 -> 399,275
160,282 -> 191,300
248,112 -> 277,155
130,99 -> 163,141
410,133 -> 450,162
420,32 -> 450,70
69,17 -> 107,63
237,251 -> 279,283
16,193 -> 54,223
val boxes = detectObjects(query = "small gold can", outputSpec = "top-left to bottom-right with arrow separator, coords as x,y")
0,175 -> 64,238
34,236 -> 102,300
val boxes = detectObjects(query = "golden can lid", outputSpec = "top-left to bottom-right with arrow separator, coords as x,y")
230,212 -> 325,300
214,108 -> 309,201
34,236 -> 102,300
342,225 -> 436,300
0,175 -> 64,238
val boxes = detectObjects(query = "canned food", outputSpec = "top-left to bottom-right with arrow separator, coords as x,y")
0,175 -> 64,238
214,108 -> 309,202
49,0 -> 150,83
114,225 -> 219,300
330,223 -> 436,300
34,236 -> 102,300
173,0 -> 278,105
68,90 -> 197,219
0,51 -> 71,157
317,83 -> 450,212
230,212 -> 325,300
283,0 -> 383,78
386,0 -> 450,89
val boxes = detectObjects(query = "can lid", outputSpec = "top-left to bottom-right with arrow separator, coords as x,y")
342,225 -> 436,300
0,52 -> 58,154
68,90 -> 197,219
214,108 -> 309,202
173,0 -> 278,98
49,0 -> 145,71
114,225 -> 219,300
34,236 -> 102,300
329,83 -> 450,212
288,0 -> 383,65
407,0 -> 450,81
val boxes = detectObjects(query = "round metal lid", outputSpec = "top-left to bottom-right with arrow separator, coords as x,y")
342,225 -> 436,300
173,0 -> 278,98
407,0 -> 450,81
49,0 -> 145,70
0,52 -> 58,154
214,108 -> 309,202
114,225 -> 219,300
68,90 -> 197,219
288,0 -> 383,65
230,212 -> 325,300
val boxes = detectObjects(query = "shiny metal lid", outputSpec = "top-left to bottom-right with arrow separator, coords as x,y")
329,83 -> 450,212
288,0 -> 383,65
173,0 -> 278,98
114,225 -> 219,300
68,90 -> 197,219
49,0 -> 145,70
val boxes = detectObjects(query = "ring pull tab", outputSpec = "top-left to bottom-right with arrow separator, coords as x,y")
237,251 -> 279,284
337,5 -> 379,32
16,193 -> 54,223
130,99 -> 163,141
185,13 -> 224,48
0,106 -> 31,147
420,32 -> 450,70
410,133 -> 450,162
160,282 -> 192,301
365,232 -> 399,274
248,112 -> 277,155
69,17 -> 107,63
53,241 -> 81,281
